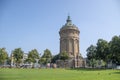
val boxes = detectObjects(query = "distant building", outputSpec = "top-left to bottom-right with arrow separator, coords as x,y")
23,53 -> 28,60
58,16 -> 84,68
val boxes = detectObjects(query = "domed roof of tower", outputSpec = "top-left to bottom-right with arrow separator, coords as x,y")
60,16 -> 79,31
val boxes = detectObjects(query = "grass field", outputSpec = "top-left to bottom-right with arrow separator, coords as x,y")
0,68 -> 120,80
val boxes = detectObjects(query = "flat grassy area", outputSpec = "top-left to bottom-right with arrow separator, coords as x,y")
0,68 -> 120,80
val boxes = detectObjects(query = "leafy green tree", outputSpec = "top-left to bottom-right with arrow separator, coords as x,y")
6,57 -> 11,65
12,48 -> 24,67
86,35 -> 120,68
0,48 -> 8,65
28,49 -> 40,63
96,39 -> 109,62
51,54 -> 60,63
89,59 -> 97,68
59,51 -> 69,61
41,49 -> 52,64
39,58 -> 46,64
24,58 -> 33,64
86,45 -> 97,60
109,36 -> 120,64
59,51 -> 69,68
86,45 -> 97,67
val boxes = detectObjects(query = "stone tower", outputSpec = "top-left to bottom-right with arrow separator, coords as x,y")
59,16 -> 83,68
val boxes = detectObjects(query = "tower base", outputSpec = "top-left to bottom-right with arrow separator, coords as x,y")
56,57 -> 84,68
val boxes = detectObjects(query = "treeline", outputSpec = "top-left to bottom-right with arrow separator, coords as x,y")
86,35 -> 120,67
0,48 -> 68,68
0,48 -> 52,67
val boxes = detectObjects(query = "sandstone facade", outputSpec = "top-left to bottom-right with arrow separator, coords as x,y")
59,16 -> 84,68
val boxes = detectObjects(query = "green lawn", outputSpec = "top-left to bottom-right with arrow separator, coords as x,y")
0,68 -> 120,80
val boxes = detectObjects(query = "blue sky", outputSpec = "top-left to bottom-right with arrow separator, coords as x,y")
0,0 -> 120,57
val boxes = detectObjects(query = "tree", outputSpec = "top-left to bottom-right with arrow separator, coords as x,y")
41,49 -> 52,64
96,39 -> 109,62
59,51 -> 69,61
109,36 -> 120,64
12,48 -> 24,67
86,35 -> 120,68
39,58 -> 46,65
0,48 -> 8,65
28,49 -> 40,63
58,51 -> 69,68
6,57 -> 11,65
24,58 -> 33,64
51,54 -> 60,63
86,45 -> 97,60
86,45 -> 97,67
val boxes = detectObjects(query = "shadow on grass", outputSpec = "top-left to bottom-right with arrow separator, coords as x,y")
113,72 -> 120,74
66,68 -> 108,71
